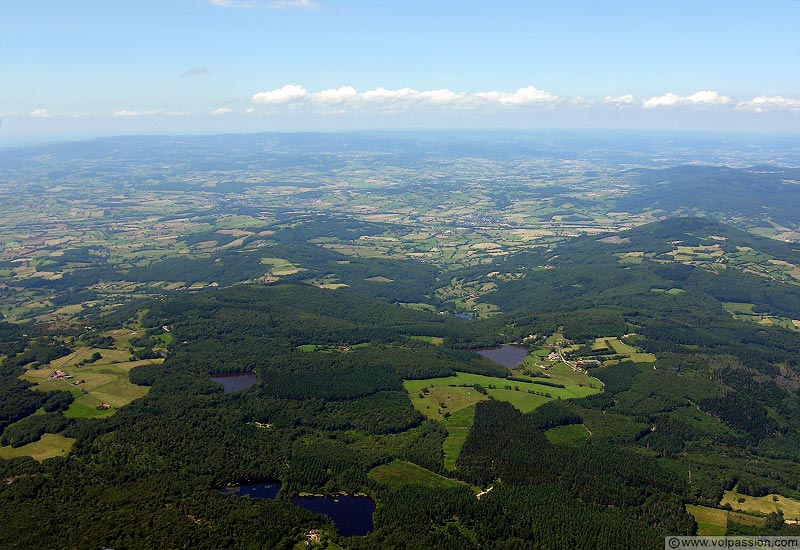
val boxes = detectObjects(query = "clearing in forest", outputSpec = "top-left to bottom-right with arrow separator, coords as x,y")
441,404 -> 477,471
721,491 -> 800,522
369,460 -> 466,490
0,433 -> 76,462
20,345 -> 157,419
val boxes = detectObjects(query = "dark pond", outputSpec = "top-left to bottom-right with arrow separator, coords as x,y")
476,344 -> 529,368
291,495 -> 375,537
218,481 -> 281,500
210,371 -> 258,393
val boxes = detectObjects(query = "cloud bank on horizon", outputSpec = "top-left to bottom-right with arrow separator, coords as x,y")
14,85 -> 800,121
247,85 -> 800,114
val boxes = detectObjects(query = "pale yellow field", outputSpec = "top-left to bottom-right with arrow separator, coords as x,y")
721,491 -> 800,521
20,348 -> 159,416
0,433 -> 75,462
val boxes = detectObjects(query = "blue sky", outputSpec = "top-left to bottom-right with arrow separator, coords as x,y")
2,0 -> 800,142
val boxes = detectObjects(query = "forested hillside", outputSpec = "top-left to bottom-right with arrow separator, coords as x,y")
3,218 -> 800,548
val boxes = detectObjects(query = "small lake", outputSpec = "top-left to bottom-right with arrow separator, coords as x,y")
218,481 -> 281,500
211,371 -> 258,393
454,312 -> 474,320
476,344 -> 529,368
291,495 -> 375,537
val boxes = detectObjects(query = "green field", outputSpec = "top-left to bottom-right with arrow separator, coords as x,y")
410,335 -> 445,346
260,257 -> 301,276
408,385 -> 488,421
485,388 -> 551,413
405,370 -> 600,421
20,346 -> 156,418
441,405 -> 477,471
591,337 -> 656,365
685,504 -> 766,535
0,433 -> 75,462
369,460 -> 466,489
651,287 -> 686,295
686,505 -> 728,536
720,302 -> 800,331
721,490 -> 800,521
545,424 -> 590,445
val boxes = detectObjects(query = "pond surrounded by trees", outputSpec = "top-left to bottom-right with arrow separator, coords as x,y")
210,371 -> 258,393
476,344 -> 529,368
291,495 -> 376,537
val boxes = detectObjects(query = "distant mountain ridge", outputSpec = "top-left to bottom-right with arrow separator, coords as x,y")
616,165 -> 800,231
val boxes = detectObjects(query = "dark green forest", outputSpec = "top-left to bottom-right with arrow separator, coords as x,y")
3,218 -> 800,548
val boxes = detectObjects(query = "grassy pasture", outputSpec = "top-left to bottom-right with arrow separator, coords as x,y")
399,302 -> 438,312
260,257 -> 301,276
0,433 -> 76,462
20,347 -> 157,418
721,302 -> 756,315
441,405 -> 476,471
721,491 -> 800,521
592,337 -> 656,365
485,389 -> 550,413
405,370 -> 601,419
686,504 -> 767,535
407,385 -> 488,421
686,505 -> 728,536
721,302 -> 800,331
410,335 -> 444,346
545,424 -> 590,446
369,460 -> 466,489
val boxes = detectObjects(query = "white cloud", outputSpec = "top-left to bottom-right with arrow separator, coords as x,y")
474,86 -> 560,106
112,110 -> 141,117
359,87 -> 468,109
29,108 -> 51,118
643,90 -> 732,109
603,94 -> 636,106
212,107 -> 234,115
642,93 -> 684,109
311,86 -> 359,105
686,90 -> 733,105
252,84 -> 308,105
251,85 -> 563,112
735,96 -> 800,113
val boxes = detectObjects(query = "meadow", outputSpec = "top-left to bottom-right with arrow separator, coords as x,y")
441,405 -> 477,471
369,460 -> 466,490
0,433 -> 76,462
721,491 -> 800,522
20,334 -> 158,419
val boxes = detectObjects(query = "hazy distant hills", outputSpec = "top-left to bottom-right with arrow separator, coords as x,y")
616,165 -> 800,231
